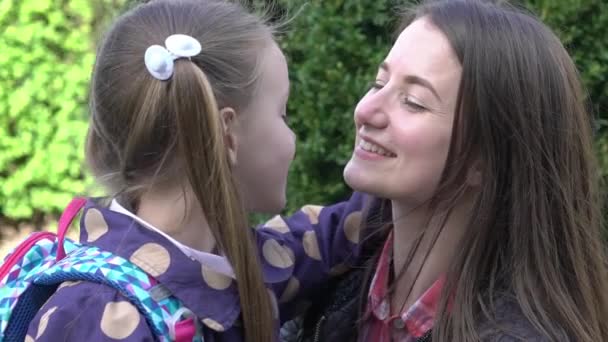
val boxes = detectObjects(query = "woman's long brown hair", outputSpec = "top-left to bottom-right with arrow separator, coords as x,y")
406,1 -> 608,340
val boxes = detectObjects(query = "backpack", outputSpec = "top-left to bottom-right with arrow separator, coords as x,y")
0,197 -> 203,342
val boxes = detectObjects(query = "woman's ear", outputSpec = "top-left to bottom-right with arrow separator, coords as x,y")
220,107 -> 238,166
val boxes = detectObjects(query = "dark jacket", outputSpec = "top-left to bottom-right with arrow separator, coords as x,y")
279,265 -> 431,342
280,267 -> 555,341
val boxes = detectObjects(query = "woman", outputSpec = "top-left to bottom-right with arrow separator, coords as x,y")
287,0 -> 608,341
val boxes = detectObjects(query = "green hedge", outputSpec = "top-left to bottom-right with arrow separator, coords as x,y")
0,0 -> 606,221
0,1 -> 123,221
0,0 -> 93,220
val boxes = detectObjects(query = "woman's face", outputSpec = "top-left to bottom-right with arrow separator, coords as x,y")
344,17 -> 462,206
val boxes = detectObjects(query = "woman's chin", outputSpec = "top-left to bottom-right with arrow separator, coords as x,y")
344,162 -> 378,195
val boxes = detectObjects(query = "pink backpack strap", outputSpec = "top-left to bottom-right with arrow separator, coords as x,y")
174,318 -> 197,342
52,197 -> 199,341
56,197 -> 87,261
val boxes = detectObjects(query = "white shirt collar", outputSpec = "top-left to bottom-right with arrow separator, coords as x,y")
109,199 -> 235,278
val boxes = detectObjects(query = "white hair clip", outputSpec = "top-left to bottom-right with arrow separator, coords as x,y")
144,34 -> 202,80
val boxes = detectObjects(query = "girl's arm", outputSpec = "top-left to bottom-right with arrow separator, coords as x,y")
254,191 -> 369,322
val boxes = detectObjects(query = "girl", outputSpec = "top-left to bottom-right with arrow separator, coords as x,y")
291,0 -> 608,341
25,0 -> 366,341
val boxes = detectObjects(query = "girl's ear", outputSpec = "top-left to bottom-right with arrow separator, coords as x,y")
220,107 -> 238,166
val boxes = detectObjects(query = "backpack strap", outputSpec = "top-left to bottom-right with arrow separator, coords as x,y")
56,197 -> 87,261
35,244 -> 201,342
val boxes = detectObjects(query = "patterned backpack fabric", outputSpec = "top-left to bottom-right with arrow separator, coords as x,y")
0,198 -> 202,342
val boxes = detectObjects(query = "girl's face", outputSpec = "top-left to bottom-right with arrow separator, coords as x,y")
344,18 -> 462,206
231,42 -> 296,214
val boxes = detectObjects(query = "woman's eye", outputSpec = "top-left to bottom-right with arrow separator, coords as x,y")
403,97 -> 427,112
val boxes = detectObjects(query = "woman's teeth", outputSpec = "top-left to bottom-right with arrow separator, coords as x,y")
359,140 -> 396,157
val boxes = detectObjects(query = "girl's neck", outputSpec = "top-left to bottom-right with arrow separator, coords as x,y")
389,194 -> 474,311
135,184 -> 216,253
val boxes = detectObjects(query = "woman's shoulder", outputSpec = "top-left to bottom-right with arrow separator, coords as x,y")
478,297 -> 563,342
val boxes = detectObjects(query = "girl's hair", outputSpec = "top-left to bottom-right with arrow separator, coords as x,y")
358,1 -> 608,341
86,1 -> 276,340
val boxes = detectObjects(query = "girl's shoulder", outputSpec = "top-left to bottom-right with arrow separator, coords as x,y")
26,281 -> 154,341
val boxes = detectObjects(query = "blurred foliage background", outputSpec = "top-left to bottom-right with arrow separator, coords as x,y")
0,0 -> 605,229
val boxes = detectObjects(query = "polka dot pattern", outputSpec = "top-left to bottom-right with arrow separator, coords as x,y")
129,243 -> 171,277
202,318 -> 225,332
262,215 -> 290,234
85,208 -> 109,242
344,211 -> 363,243
301,205 -> 323,224
36,306 -> 58,339
202,264 -> 233,290
302,231 -> 322,261
262,239 -> 294,269
100,301 -> 141,339
279,277 -> 300,303
284,245 -> 295,265
57,280 -> 83,290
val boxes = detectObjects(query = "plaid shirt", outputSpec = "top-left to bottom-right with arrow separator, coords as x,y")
360,231 -> 444,342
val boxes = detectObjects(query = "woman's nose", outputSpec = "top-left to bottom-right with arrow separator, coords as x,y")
354,91 -> 389,129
